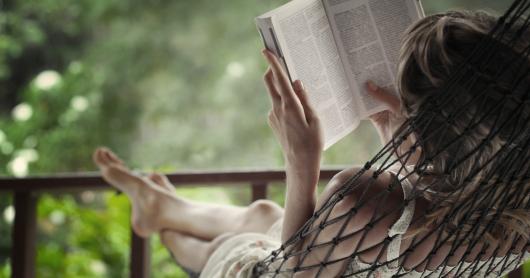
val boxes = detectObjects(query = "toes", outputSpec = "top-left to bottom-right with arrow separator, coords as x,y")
158,174 -> 173,188
103,148 -> 124,165
149,173 -> 165,186
148,173 -> 176,192
93,148 -> 109,167
93,147 -> 125,170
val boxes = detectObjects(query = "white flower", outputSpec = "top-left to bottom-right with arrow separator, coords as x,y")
90,260 -> 107,275
12,103 -> 33,122
226,62 -> 245,78
49,210 -> 65,225
34,70 -> 61,90
1,141 -> 13,155
69,61 -> 83,74
71,96 -> 89,112
8,156 -> 28,177
16,149 -> 39,162
81,191 -> 95,203
3,205 -> 14,224
7,149 -> 39,177
0,129 -> 5,144
23,136 -> 38,148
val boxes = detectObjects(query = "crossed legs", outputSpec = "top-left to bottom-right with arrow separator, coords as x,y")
93,148 -> 284,272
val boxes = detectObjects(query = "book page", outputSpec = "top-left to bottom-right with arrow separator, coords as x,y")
323,0 -> 423,118
265,0 -> 361,149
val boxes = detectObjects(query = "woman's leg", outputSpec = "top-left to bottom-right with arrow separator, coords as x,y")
93,148 -> 284,239
148,173 -> 237,272
160,230 -> 235,273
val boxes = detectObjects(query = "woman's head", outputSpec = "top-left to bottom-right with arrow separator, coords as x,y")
399,11 -> 499,114
396,11 -> 530,244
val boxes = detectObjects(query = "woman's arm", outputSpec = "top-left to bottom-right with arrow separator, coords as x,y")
282,159 -> 320,243
262,50 -> 324,243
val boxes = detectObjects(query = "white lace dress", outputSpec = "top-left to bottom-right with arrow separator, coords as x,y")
199,174 -> 529,278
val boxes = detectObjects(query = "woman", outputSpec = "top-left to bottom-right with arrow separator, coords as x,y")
93,11 -> 529,277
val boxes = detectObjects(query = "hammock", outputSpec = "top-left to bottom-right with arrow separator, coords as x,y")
255,0 -> 530,276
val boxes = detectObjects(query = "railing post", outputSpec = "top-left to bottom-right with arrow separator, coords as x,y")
251,182 -> 268,202
130,229 -> 150,278
130,230 -> 150,278
11,191 -> 37,278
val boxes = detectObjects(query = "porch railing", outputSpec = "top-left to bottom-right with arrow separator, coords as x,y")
0,169 -> 524,278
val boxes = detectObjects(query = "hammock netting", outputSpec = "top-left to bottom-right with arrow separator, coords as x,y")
255,0 -> 530,277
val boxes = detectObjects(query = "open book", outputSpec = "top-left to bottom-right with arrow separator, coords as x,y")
256,0 -> 424,149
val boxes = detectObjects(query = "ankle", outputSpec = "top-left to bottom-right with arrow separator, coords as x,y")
157,194 -> 190,230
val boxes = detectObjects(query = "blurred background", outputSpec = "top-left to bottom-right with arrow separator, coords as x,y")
0,0 -> 525,277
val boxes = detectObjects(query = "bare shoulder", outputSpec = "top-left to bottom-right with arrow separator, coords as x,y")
315,166 -> 406,238
307,166 -> 411,272
317,166 -> 404,210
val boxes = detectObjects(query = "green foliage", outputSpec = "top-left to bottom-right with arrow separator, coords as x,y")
0,0 -> 527,276
35,193 -> 129,277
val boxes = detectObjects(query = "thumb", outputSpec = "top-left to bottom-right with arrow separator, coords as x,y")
366,81 -> 400,114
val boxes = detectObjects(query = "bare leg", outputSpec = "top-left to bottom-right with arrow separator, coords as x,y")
147,172 -> 237,272
160,230 -> 235,273
93,148 -> 283,239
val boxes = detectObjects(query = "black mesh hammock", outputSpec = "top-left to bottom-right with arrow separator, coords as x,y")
254,0 -> 530,277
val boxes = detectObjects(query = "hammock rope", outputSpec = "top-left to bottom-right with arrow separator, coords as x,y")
255,0 -> 530,276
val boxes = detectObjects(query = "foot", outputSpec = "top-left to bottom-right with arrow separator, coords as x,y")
147,172 -> 177,195
93,147 -> 180,237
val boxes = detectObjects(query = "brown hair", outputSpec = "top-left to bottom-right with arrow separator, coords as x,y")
397,11 -> 530,245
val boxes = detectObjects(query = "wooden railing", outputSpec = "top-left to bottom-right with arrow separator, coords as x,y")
0,169 -> 524,278
0,169 -> 341,278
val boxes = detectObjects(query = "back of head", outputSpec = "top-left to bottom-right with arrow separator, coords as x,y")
397,10 -> 530,245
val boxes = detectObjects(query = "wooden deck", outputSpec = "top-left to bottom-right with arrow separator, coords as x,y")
0,169 -> 524,277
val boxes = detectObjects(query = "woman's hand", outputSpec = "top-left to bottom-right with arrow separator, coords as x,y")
367,81 -> 420,165
262,50 -> 323,171
262,49 -> 322,243
365,81 -> 404,145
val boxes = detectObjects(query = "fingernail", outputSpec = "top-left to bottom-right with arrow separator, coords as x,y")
366,81 -> 378,91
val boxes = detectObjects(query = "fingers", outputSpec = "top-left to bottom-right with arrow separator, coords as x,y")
262,50 -> 306,122
366,81 -> 400,114
262,49 -> 296,102
267,110 -> 280,134
264,68 -> 281,107
292,80 -> 316,124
